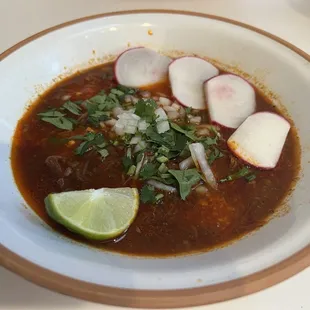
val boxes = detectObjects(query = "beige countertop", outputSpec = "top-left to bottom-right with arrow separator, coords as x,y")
0,0 -> 309,309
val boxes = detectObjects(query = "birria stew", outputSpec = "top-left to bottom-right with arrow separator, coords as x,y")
11,48 -> 300,256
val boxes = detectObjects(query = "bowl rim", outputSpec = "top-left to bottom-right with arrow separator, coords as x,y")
0,9 -> 309,309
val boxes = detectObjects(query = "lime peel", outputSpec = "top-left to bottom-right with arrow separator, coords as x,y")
45,187 -> 139,240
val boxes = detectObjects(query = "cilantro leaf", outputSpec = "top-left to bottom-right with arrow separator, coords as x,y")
201,136 -> 218,148
245,173 -> 256,182
38,110 -> 65,117
219,167 -> 255,183
75,140 -> 92,155
140,185 -> 157,203
117,84 -> 137,95
97,148 -> 109,160
40,116 -> 73,130
89,94 -> 107,105
170,122 -> 198,141
73,133 -> 107,155
63,101 -> 82,115
134,99 -> 157,122
168,169 -> 202,200
139,163 -> 157,179
110,88 -> 125,97
185,107 -> 193,114
145,126 -> 175,148
208,147 -> 224,165
150,175 -> 176,185
122,156 -> 133,172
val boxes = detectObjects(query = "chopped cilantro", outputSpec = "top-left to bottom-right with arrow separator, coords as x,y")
72,133 -> 108,156
185,107 -> 193,114
168,169 -> 202,200
139,163 -> 157,179
245,173 -> 256,182
116,84 -> 137,95
62,101 -> 82,115
38,109 -> 74,130
134,99 -> 157,122
170,122 -> 198,141
122,156 -> 133,172
219,167 -> 256,183
97,148 -> 109,160
140,185 -> 157,203
208,147 -> 224,165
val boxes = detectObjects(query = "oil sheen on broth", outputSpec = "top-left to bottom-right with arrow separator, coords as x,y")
11,62 -> 300,256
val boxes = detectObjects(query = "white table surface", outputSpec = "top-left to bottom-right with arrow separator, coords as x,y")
0,0 -> 309,309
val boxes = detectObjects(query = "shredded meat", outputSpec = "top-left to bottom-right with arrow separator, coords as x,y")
45,156 -> 65,176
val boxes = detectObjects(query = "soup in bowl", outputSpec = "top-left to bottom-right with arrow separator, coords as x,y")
0,11 -> 309,308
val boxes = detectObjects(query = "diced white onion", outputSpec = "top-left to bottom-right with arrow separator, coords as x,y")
163,105 -> 177,112
157,120 -> 170,134
105,119 -> 117,127
124,95 -> 132,103
195,185 -> 208,194
196,128 -> 210,136
140,90 -> 151,98
130,136 -> 142,145
179,106 -> 186,117
179,157 -> 194,170
134,141 -> 147,153
138,120 -> 150,132
61,94 -> 71,101
189,116 -> 202,125
113,107 -> 124,118
159,97 -> 171,106
114,126 -> 125,136
127,119 -> 139,126
171,102 -> 181,111
189,143 -> 217,189
130,113 -> 141,120
167,111 -> 179,120
124,125 -> 137,134
155,108 -> 168,122
135,154 -> 146,178
147,180 -> 177,192
132,97 -> 139,104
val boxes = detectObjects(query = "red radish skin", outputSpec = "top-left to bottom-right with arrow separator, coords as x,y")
114,47 -> 171,87
169,56 -> 219,110
205,74 -> 256,129
227,112 -> 291,169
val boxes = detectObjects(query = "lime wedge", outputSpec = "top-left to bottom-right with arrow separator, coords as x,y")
45,188 -> 139,240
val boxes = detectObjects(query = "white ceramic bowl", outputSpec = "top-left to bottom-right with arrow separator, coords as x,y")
0,10 -> 309,308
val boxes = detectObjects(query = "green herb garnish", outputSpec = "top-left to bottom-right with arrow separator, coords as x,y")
139,163 -> 157,179
134,99 -> 157,122
168,169 -> 202,200
170,122 -> 198,141
71,132 -> 108,156
185,107 -> 193,114
208,147 -> 224,165
140,185 -> 157,203
38,109 -> 74,130
220,167 -> 256,183
122,156 -> 134,172
62,101 -> 82,115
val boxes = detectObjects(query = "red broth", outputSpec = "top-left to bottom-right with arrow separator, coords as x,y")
11,62 -> 300,256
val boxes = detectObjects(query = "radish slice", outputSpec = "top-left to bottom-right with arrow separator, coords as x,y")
115,47 -> 171,87
189,143 -> 218,189
205,74 -> 256,128
227,112 -> 291,169
169,57 -> 219,110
